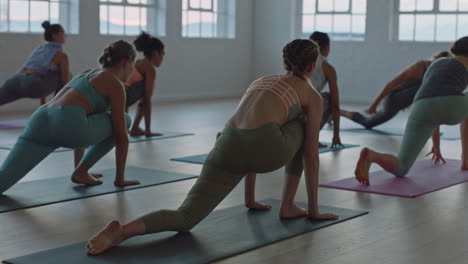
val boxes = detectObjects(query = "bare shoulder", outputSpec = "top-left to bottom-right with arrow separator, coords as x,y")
91,71 -> 124,94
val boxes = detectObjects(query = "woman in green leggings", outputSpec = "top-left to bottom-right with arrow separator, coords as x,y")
87,39 -> 339,255
355,37 -> 468,185
0,40 -> 140,194
340,51 -> 450,129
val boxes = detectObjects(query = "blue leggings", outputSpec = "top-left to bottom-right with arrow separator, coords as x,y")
0,71 -> 62,106
0,105 -> 131,194
392,95 -> 468,177
351,80 -> 422,129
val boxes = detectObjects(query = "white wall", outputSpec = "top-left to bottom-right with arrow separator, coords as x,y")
252,0 -> 452,104
0,0 -> 254,112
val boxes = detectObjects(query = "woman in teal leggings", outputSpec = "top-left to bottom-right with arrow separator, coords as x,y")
0,40 -> 140,194
355,37 -> 468,185
87,39 -> 339,255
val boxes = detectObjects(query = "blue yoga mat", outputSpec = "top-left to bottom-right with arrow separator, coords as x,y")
0,132 -> 194,153
171,143 -> 359,165
3,199 -> 367,264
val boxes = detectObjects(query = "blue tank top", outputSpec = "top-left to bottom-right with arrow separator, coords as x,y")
415,57 -> 468,101
63,69 -> 110,113
22,42 -> 63,75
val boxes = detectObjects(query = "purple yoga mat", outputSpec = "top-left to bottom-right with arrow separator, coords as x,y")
320,159 -> 468,198
0,119 -> 28,129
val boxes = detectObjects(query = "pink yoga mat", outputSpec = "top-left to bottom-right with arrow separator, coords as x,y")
0,119 -> 28,129
320,159 -> 468,198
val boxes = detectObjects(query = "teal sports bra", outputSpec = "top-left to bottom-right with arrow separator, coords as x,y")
63,69 -> 110,113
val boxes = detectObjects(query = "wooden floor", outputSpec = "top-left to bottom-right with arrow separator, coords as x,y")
0,98 -> 466,264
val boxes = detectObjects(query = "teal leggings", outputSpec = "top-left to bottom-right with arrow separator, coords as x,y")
392,95 -> 468,177
0,105 -> 131,194
140,120 -> 305,233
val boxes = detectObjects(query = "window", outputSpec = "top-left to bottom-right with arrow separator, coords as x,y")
300,0 -> 367,41
182,0 -> 236,39
0,0 -> 79,34
397,0 -> 468,42
99,0 -> 166,36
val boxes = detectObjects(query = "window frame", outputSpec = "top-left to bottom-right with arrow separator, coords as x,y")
298,0 -> 367,41
99,0 -> 165,36
181,0 -> 236,39
394,0 -> 468,42
0,0 -> 79,34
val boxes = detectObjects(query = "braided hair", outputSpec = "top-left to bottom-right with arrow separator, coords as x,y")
282,39 -> 319,79
99,40 -> 136,68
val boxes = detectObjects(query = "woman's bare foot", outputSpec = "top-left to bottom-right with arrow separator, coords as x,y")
86,221 -> 125,255
319,142 -> 327,148
245,201 -> 272,211
71,171 -> 102,185
91,173 -> 103,178
279,202 -> 307,219
355,148 -> 373,185
129,127 -> 145,137
340,109 -> 355,119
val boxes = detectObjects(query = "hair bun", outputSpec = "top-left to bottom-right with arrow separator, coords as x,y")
41,21 -> 51,29
134,31 -> 152,52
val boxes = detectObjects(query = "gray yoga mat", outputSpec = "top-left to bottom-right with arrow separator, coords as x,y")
171,143 -> 359,165
2,199 -> 367,264
330,116 -> 460,140
0,166 -> 197,213
0,132 -> 194,153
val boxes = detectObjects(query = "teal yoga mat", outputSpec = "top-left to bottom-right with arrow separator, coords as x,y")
0,166 -> 197,213
171,143 -> 360,165
0,132 -> 194,153
3,199 -> 367,264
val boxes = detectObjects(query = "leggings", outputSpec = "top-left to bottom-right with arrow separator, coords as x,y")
0,71 -> 62,106
139,120 -> 305,233
391,94 -> 468,177
351,80 -> 422,129
125,80 -> 145,107
0,105 -> 131,194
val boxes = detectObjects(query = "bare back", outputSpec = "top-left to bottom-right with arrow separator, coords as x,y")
227,74 -> 317,129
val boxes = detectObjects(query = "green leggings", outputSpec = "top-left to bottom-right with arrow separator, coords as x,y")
140,120 -> 305,233
0,105 -> 131,194
392,95 -> 468,177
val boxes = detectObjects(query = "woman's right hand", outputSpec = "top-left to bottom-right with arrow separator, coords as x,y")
308,211 -> 339,220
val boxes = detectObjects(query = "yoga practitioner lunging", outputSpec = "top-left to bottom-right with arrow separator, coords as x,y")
341,51 -> 451,129
0,21 -> 70,106
125,32 -> 165,137
0,40 -> 140,194
86,39 -> 338,255
355,37 -> 468,185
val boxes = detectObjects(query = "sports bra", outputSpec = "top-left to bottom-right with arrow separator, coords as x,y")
63,69 -> 110,113
247,75 -> 302,121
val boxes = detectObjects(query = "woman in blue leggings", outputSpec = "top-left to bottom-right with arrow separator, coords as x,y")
341,51 -> 450,129
0,40 -> 140,194
355,37 -> 468,185
0,21 -> 70,106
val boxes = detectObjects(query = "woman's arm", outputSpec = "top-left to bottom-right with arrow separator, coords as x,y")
52,51 -> 70,86
142,66 -> 157,136
426,126 -> 446,164
366,61 -> 426,114
108,79 -> 139,186
303,90 -> 338,220
323,62 -> 342,147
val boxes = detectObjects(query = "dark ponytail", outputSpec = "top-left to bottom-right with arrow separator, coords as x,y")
99,40 -> 136,68
451,36 -> 468,57
283,39 -> 319,79
42,21 -> 63,42
309,31 -> 330,51
133,31 -> 165,58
